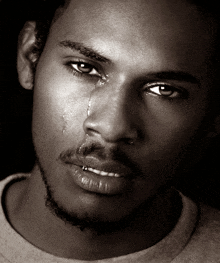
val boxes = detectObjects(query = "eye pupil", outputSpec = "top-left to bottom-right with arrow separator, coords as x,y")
78,63 -> 92,73
159,85 -> 173,96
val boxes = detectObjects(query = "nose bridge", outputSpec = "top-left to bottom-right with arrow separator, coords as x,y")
83,79 -> 139,143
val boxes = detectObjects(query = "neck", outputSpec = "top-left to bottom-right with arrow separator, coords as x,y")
5,171 -> 182,260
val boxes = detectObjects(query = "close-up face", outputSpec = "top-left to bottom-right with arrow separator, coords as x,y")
31,0 -> 218,222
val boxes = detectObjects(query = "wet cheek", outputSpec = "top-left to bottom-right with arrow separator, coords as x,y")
32,82 -> 90,162
33,56 -> 94,134
33,94 -> 88,135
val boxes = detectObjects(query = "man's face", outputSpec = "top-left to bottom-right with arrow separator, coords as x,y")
32,0 -> 217,222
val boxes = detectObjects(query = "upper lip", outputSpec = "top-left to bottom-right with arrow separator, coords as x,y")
61,155 -> 135,178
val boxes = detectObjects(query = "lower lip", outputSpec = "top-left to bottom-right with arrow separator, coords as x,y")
68,165 -> 132,195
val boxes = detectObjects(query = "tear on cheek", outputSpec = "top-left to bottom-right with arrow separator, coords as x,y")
61,108 -> 71,134
62,113 -> 68,134
61,99 -> 90,134
87,81 -> 106,117
87,96 -> 92,116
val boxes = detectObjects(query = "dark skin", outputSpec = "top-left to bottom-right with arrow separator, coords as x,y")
4,0 -> 220,260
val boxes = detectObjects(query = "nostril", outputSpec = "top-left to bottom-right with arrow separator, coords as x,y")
85,127 -> 97,137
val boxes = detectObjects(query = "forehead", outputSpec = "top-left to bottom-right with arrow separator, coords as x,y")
48,0 -> 217,80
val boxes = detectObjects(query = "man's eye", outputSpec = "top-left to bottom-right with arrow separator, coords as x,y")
147,85 -> 182,98
71,62 -> 101,77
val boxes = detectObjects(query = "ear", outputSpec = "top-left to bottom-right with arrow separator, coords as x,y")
17,21 -> 38,90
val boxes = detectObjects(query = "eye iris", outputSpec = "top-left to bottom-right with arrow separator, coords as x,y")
159,85 -> 174,96
78,63 -> 92,73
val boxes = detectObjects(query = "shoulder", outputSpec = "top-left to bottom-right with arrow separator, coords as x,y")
196,204 -> 220,245
174,203 -> 220,262
0,173 -> 30,194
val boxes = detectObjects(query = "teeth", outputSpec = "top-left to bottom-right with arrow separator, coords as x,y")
82,166 -> 121,177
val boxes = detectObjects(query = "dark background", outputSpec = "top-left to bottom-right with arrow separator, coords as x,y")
0,0 -> 220,209
0,0 -> 35,177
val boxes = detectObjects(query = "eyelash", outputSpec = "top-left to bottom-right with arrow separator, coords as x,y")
65,61 -> 187,99
66,61 -> 102,79
145,84 -> 187,99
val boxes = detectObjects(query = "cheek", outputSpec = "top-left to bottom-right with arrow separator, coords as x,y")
147,94 -> 208,137
32,71 -> 90,160
138,95 -> 210,170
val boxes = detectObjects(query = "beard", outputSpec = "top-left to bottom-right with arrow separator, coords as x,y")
39,162 -> 137,235
34,137 -> 145,235
37,157 -> 174,236
34,133 -> 180,236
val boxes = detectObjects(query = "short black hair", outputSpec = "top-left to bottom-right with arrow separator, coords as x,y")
32,0 -> 70,68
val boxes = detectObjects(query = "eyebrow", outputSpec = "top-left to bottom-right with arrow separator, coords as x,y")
59,40 -> 110,63
146,71 -> 201,86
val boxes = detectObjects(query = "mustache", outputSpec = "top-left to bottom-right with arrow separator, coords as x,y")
59,141 -> 141,175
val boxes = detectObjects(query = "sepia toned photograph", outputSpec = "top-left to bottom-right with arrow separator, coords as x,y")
0,0 -> 220,262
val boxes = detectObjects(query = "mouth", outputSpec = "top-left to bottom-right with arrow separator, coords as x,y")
63,160 -> 133,195
59,149 -> 137,195
82,166 -> 121,178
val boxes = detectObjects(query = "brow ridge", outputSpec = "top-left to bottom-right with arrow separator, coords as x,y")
59,40 -> 110,63
59,40 -> 200,86
146,71 -> 200,86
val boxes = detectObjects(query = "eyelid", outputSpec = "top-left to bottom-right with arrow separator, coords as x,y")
70,62 -> 101,77
145,82 -> 175,88
144,82 -> 187,98
65,56 -> 102,72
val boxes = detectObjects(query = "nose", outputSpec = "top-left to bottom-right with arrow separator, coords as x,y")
83,82 -> 141,145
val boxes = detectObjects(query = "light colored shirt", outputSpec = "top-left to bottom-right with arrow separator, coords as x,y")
0,174 -> 220,262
